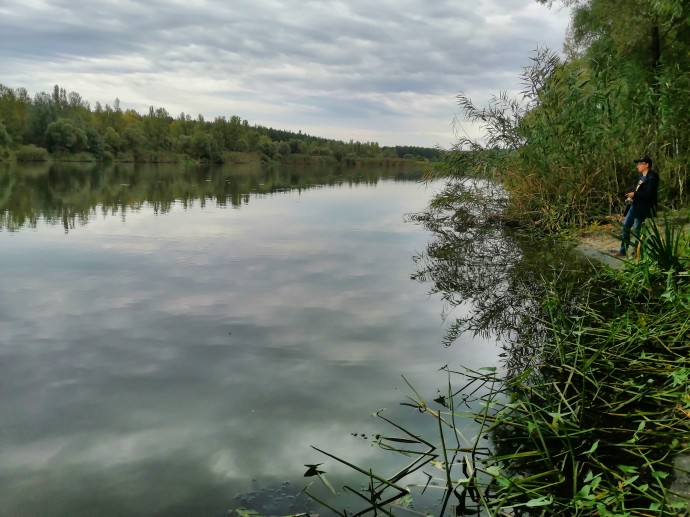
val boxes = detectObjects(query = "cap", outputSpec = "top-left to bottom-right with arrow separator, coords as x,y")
634,155 -> 653,167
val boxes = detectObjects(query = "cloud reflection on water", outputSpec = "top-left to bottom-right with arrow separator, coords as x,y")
0,179 -> 499,516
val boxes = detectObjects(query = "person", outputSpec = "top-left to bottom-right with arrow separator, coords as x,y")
613,155 -> 659,256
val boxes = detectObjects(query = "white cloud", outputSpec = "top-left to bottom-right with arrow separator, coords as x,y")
0,0 -> 571,147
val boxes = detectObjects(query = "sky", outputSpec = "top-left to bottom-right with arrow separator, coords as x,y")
0,0 -> 571,149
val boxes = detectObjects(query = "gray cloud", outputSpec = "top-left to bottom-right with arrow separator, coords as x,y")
0,0 -> 570,146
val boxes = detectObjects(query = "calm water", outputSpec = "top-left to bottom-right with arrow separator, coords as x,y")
0,163 -> 499,516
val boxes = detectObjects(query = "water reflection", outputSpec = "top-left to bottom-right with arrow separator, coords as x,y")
0,161 -> 422,232
408,180 -> 594,353
1,163 -> 497,516
289,180 -> 601,516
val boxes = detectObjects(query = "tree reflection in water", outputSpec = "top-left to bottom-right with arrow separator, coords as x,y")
302,179 -> 688,516
0,161 -> 422,232
407,178 -> 592,375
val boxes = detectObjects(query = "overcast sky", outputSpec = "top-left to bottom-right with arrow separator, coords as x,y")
1,0 -> 571,148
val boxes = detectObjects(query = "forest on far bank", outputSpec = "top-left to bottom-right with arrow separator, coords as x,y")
0,84 -> 441,165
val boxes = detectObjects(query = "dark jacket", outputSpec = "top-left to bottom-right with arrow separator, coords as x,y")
630,170 -> 659,219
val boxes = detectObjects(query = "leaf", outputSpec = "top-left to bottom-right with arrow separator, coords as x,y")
621,475 -> 639,486
303,463 -> 325,477
575,484 -> 592,499
485,466 -> 501,476
525,495 -> 552,507
584,440 -> 599,455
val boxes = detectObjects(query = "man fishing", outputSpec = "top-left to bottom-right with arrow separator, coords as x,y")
613,155 -> 659,257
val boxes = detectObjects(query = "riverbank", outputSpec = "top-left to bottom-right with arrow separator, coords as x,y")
575,212 -> 690,267
574,217 -> 690,505
575,221 -> 624,267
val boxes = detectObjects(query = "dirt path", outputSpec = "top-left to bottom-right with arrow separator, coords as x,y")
574,222 -> 626,268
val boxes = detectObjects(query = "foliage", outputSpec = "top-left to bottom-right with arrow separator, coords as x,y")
638,215 -> 689,273
14,144 -> 49,162
441,0 -> 690,234
45,118 -> 88,153
0,121 -> 12,149
0,83 -> 441,164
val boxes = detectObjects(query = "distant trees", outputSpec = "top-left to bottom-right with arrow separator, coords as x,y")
45,118 -> 87,153
0,121 -> 11,149
0,83 -> 441,164
102,127 -> 121,154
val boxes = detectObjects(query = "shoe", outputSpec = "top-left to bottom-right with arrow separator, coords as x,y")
610,250 -> 626,257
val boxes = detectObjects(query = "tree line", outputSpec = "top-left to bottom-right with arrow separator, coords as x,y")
437,0 -> 690,232
0,84 -> 441,164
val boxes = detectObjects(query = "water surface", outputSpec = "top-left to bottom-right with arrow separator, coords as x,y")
0,163 -> 498,516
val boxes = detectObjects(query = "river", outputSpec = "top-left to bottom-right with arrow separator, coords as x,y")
0,161 -> 504,516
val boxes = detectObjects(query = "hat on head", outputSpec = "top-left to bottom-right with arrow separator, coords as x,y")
634,155 -> 653,167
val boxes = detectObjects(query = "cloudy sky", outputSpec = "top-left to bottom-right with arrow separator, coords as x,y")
1,0 -> 570,148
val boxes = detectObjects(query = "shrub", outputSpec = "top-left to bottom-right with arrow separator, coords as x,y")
15,145 -> 49,162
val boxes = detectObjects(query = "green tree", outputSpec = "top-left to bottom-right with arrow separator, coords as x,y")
45,118 -> 87,153
0,121 -> 11,149
121,122 -> 146,152
234,138 -> 249,153
85,126 -> 104,155
103,127 -> 121,154
257,134 -> 277,159
0,85 -> 29,145
277,141 -> 291,157
143,106 -> 173,150
27,92 -> 56,147
190,128 -> 213,160
441,0 -> 690,232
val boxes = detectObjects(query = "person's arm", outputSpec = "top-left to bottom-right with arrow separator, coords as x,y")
634,174 -> 658,203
